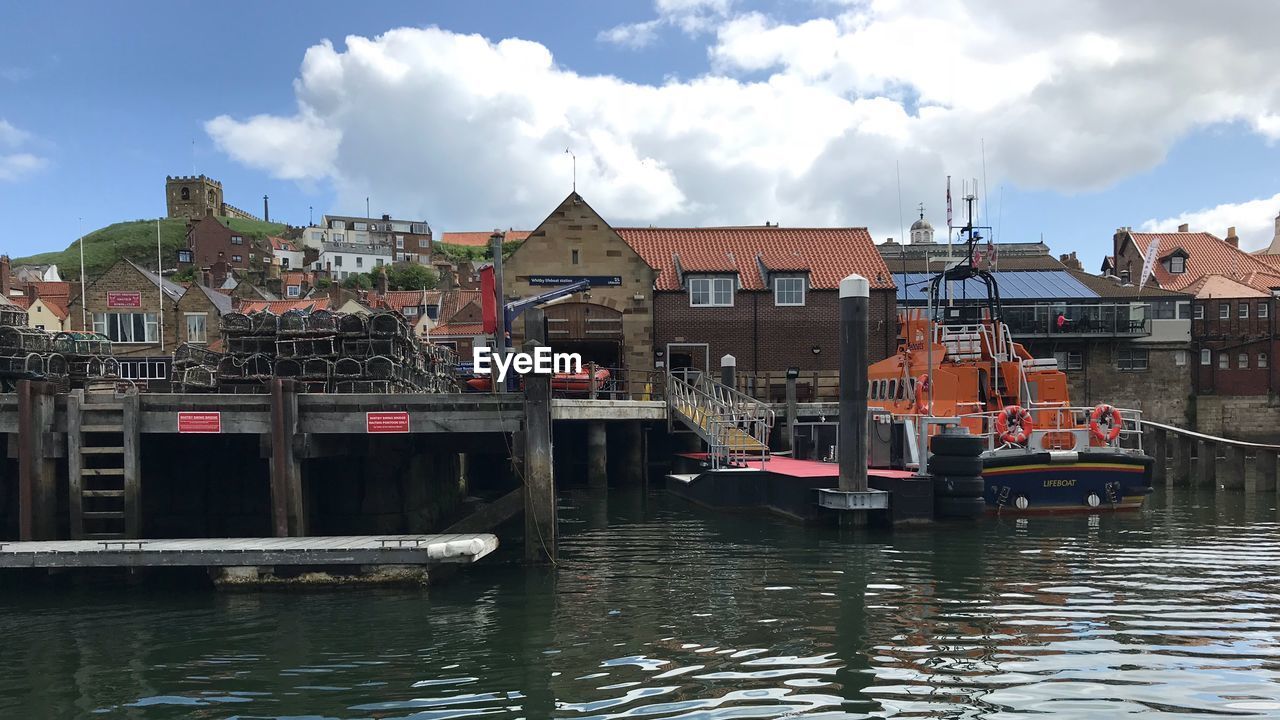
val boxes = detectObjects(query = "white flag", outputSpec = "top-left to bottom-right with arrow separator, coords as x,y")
1139,238 -> 1161,289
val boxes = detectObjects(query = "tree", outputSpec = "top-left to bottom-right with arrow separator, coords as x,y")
341,272 -> 373,290
384,263 -> 438,291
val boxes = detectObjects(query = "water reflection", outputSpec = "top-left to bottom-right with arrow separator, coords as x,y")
0,486 -> 1277,718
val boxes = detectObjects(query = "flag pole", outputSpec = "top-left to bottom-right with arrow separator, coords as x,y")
156,219 -> 165,351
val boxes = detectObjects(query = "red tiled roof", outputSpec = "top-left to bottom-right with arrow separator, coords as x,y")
1127,231 -> 1279,293
440,231 -> 531,247
374,290 -> 440,313
430,321 -> 484,337
39,298 -> 69,319
237,298 -> 331,314
10,296 -> 31,310
268,236 -> 297,252
29,281 -> 70,301
438,290 -> 482,322
614,227 -> 895,291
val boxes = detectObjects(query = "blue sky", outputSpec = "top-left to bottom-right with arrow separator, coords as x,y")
4,0 -> 1280,269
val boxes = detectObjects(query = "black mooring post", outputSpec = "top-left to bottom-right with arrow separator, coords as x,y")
838,274 -> 869,493
720,354 -> 736,388
522,306 -> 556,563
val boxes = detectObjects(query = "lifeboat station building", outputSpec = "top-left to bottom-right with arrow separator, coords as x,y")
500,192 -> 898,400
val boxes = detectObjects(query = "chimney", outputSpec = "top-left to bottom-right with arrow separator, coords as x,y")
0,255 -> 10,297
376,268 -> 389,296
199,268 -> 212,288
1178,223 -> 1189,232
263,195 -> 270,223
1226,226 -> 1239,248
1059,252 -> 1083,270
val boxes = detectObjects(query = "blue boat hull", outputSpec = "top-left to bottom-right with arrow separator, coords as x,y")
981,451 -> 1153,513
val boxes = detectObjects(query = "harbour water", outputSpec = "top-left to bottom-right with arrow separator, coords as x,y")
2,486 -> 1278,718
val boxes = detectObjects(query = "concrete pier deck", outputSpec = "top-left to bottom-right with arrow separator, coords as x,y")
0,534 -> 498,568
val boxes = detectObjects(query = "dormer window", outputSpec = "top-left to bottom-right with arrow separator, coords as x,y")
774,276 -> 806,306
1163,250 -> 1188,274
689,276 -> 735,307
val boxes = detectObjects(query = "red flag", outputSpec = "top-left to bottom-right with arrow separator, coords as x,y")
480,265 -> 497,335
946,176 -> 952,227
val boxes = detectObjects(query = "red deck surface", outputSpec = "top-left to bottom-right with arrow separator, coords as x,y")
676,453 -> 916,480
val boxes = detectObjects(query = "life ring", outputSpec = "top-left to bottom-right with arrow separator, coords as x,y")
915,374 -> 931,414
995,405 -> 1033,445
1089,404 -> 1123,443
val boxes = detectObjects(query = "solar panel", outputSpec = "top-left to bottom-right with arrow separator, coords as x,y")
894,270 -> 1100,302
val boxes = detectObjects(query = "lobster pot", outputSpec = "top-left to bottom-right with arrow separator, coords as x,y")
278,309 -> 309,336
302,358 -> 333,380
43,353 -> 68,376
52,332 -> 112,356
217,356 -> 245,380
180,365 -> 218,390
228,336 -> 276,356
242,354 -> 274,380
174,342 -> 223,367
274,358 -> 303,377
365,356 -> 396,381
310,309 -> 340,334
249,311 -> 279,336
0,304 -> 26,327
369,311 -> 408,338
338,313 -> 368,337
334,357 -> 364,378
220,312 -> 252,335
0,326 -> 51,354
99,357 -> 121,378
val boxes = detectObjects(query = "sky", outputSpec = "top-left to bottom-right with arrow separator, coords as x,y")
5,0 -> 1280,270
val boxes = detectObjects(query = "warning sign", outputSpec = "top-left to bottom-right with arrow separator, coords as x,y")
177,411 -> 221,434
367,411 -> 410,433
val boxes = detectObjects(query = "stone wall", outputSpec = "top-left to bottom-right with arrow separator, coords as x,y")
1194,394 -> 1280,442
65,260 -> 182,357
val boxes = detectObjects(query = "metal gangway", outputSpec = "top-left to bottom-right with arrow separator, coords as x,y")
667,371 -> 774,469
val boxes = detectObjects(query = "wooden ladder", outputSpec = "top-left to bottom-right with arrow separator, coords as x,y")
67,389 -> 140,539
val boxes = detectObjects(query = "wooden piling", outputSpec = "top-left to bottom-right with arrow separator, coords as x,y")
1150,428 -> 1167,485
622,421 -> 643,486
1222,446 -> 1246,491
522,307 -> 556,563
122,391 -> 141,538
66,389 -> 83,540
1256,449 -> 1279,493
1196,439 -> 1217,488
17,381 -> 55,541
587,421 -> 607,488
783,373 -> 797,452
269,378 -> 305,537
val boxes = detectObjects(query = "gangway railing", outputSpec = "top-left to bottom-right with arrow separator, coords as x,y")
667,371 -> 774,469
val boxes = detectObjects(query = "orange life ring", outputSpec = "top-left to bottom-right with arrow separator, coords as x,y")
915,374 -> 931,414
995,405 -> 1033,445
1089,403 -> 1123,443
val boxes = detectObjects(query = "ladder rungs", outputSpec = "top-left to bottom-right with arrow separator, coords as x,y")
82,511 -> 125,520
82,447 -> 124,454
82,490 -> 124,498
81,468 -> 125,476
81,424 -> 123,433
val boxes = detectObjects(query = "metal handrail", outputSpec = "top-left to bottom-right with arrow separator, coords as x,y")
667,371 -> 775,468
941,405 -> 1146,453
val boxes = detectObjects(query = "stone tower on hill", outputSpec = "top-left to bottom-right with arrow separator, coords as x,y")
165,174 -> 262,221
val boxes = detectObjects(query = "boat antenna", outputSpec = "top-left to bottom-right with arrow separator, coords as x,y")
896,161 -> 909,290
981,139 -> 990,227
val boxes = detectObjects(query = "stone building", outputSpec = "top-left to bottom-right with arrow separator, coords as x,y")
166,174 -> 261,221
175,284 -> 233,350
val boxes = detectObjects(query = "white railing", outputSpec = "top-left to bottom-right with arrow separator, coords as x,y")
668,371 -> 775,469
950,405 -> 1146,454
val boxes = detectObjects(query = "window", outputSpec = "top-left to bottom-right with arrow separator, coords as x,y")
571,249 -> 580,265
1175,350 -> 1188,366
356,256 -> 363,268
186,313 -> 208,344
1177,302 -> 1191,320
1054,351 -> 1083,370
177,250 -> 193,263
774,277 -> 806,306
1239,352 -> 1249,369
312,231 -> 323,241
1201,348 -> 1211,365
376,258 -> 385,267
396,236 -> 405,249
333,233 -> 345,242
286,285 -> 301,298
1168,255 -> 1186,273
353,222 -> 367,231
1240,303 -> 1249,319
180,186 -> 190,200
689,276 -> 735,307
1261,303 -> 1270,319
93,312 -> 158,344
231,255 -> 242,263
404,306 -> 418,316
249,253 -> 255,261
411,223 -> 429,234
281,257 -> 290,269
1220,303 -> 1231,319
331,220 -> 346,230
1260,353 -> 1270,369
1219,352 -> 1229,369
888,379 -> 897,400
231,235 -> 243,245
1117,348 -> 1148,371
335,256 -> 343,267
1194,304 -> 1205,320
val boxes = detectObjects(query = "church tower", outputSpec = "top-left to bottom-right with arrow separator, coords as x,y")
166,175 -> 224,219
909,204 -> 935,244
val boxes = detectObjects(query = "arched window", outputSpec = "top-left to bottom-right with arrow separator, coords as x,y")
180,186 -> 190,200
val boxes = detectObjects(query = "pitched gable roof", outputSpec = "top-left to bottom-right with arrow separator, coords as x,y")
1125,231 -> 1278,293
238,298 -> 331,314
124,259 -> 185,302
194,284 -> 234,314
615,227 -> 894,291
375,290 -> 441,313
36,298 -> 69,319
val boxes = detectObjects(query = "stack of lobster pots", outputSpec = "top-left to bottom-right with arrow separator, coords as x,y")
172,309 -> 457,394
0,296 -> 118,392
927,428 -> 988,519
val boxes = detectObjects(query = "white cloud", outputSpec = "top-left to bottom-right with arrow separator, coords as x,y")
0,119 -> 46,182
599,0 -> 733,48
207,5 -> 1280,243
1141,194 -> 1280,252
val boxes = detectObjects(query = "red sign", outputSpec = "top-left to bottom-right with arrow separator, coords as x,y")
106,291 -> 142,308
177,411 -> 221,434
480,265 -> 497,335
367,411 -> 410,433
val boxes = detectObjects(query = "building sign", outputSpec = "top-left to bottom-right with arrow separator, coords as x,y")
106,291 -> 142,308
177,411 -> 221,434
367,411 -> 410,433
529,275 -> 622,287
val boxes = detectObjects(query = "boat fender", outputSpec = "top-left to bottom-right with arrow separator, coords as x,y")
995,405 -> 1034,446
915,374 -> 931,414
1086,493 -> 1101,508
1014,495 -> 1029,510
1089,404 -> 1123,443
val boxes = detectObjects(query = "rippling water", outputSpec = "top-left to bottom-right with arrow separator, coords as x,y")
2,486 -> 1279,718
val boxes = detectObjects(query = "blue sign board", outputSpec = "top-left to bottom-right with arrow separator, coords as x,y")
529,275 -> 622,287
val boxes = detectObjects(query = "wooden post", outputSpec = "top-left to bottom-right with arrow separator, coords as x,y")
1170,435 -> 1191,485
1150,428 -> 1167,485
784,372 -> 798,452
522,307 -> 556,563
122,391 -> 142,538
17,381 -> 55,541
1256,449 -> 1279,493
588,361 -> 598,399
67,389 -> 84,540
622,421 -> 643,486
1222,446 -> 1246,491
587,421 -> 607,488
269,378 -> 304,537
1196,439 -> 1217,488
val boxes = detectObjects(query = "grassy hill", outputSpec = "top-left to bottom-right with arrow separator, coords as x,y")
15,216 -> 287,280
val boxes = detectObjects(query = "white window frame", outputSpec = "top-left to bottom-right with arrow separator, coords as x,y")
1260,302 -> 1270,319
1168,255 -> 1185,274
1260,352 -> 1270,369
1220,303 -> 1230,319
185,313 -> 208,344
1194,304 -> 1205,320
773,277 -> 806,306
1175,350 -> 1187,366
1117,347 -> 1148,371
93,312 -> 159,344
231,235 -> 243,245
1240,303 -> 1249,319
1200,348 -> 1212,365
689,276 -> 735,307
286,285 -> 301,298
1238,352 -> 1249,369
404,306 -> 419,317
1219,352 -> 1229,369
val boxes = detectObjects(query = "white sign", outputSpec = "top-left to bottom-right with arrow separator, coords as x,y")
1138,237 -> 1161,289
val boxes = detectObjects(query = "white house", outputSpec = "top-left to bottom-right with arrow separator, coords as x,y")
313,242 -> 392,280
269,236 -> 305,270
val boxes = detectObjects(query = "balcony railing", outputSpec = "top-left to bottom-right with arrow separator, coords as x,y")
1001,304 -> 1152,338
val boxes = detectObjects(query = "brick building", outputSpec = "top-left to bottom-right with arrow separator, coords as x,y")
304,214 -> 433,263
428,290 -> 484,358
178,215 -> 260,283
